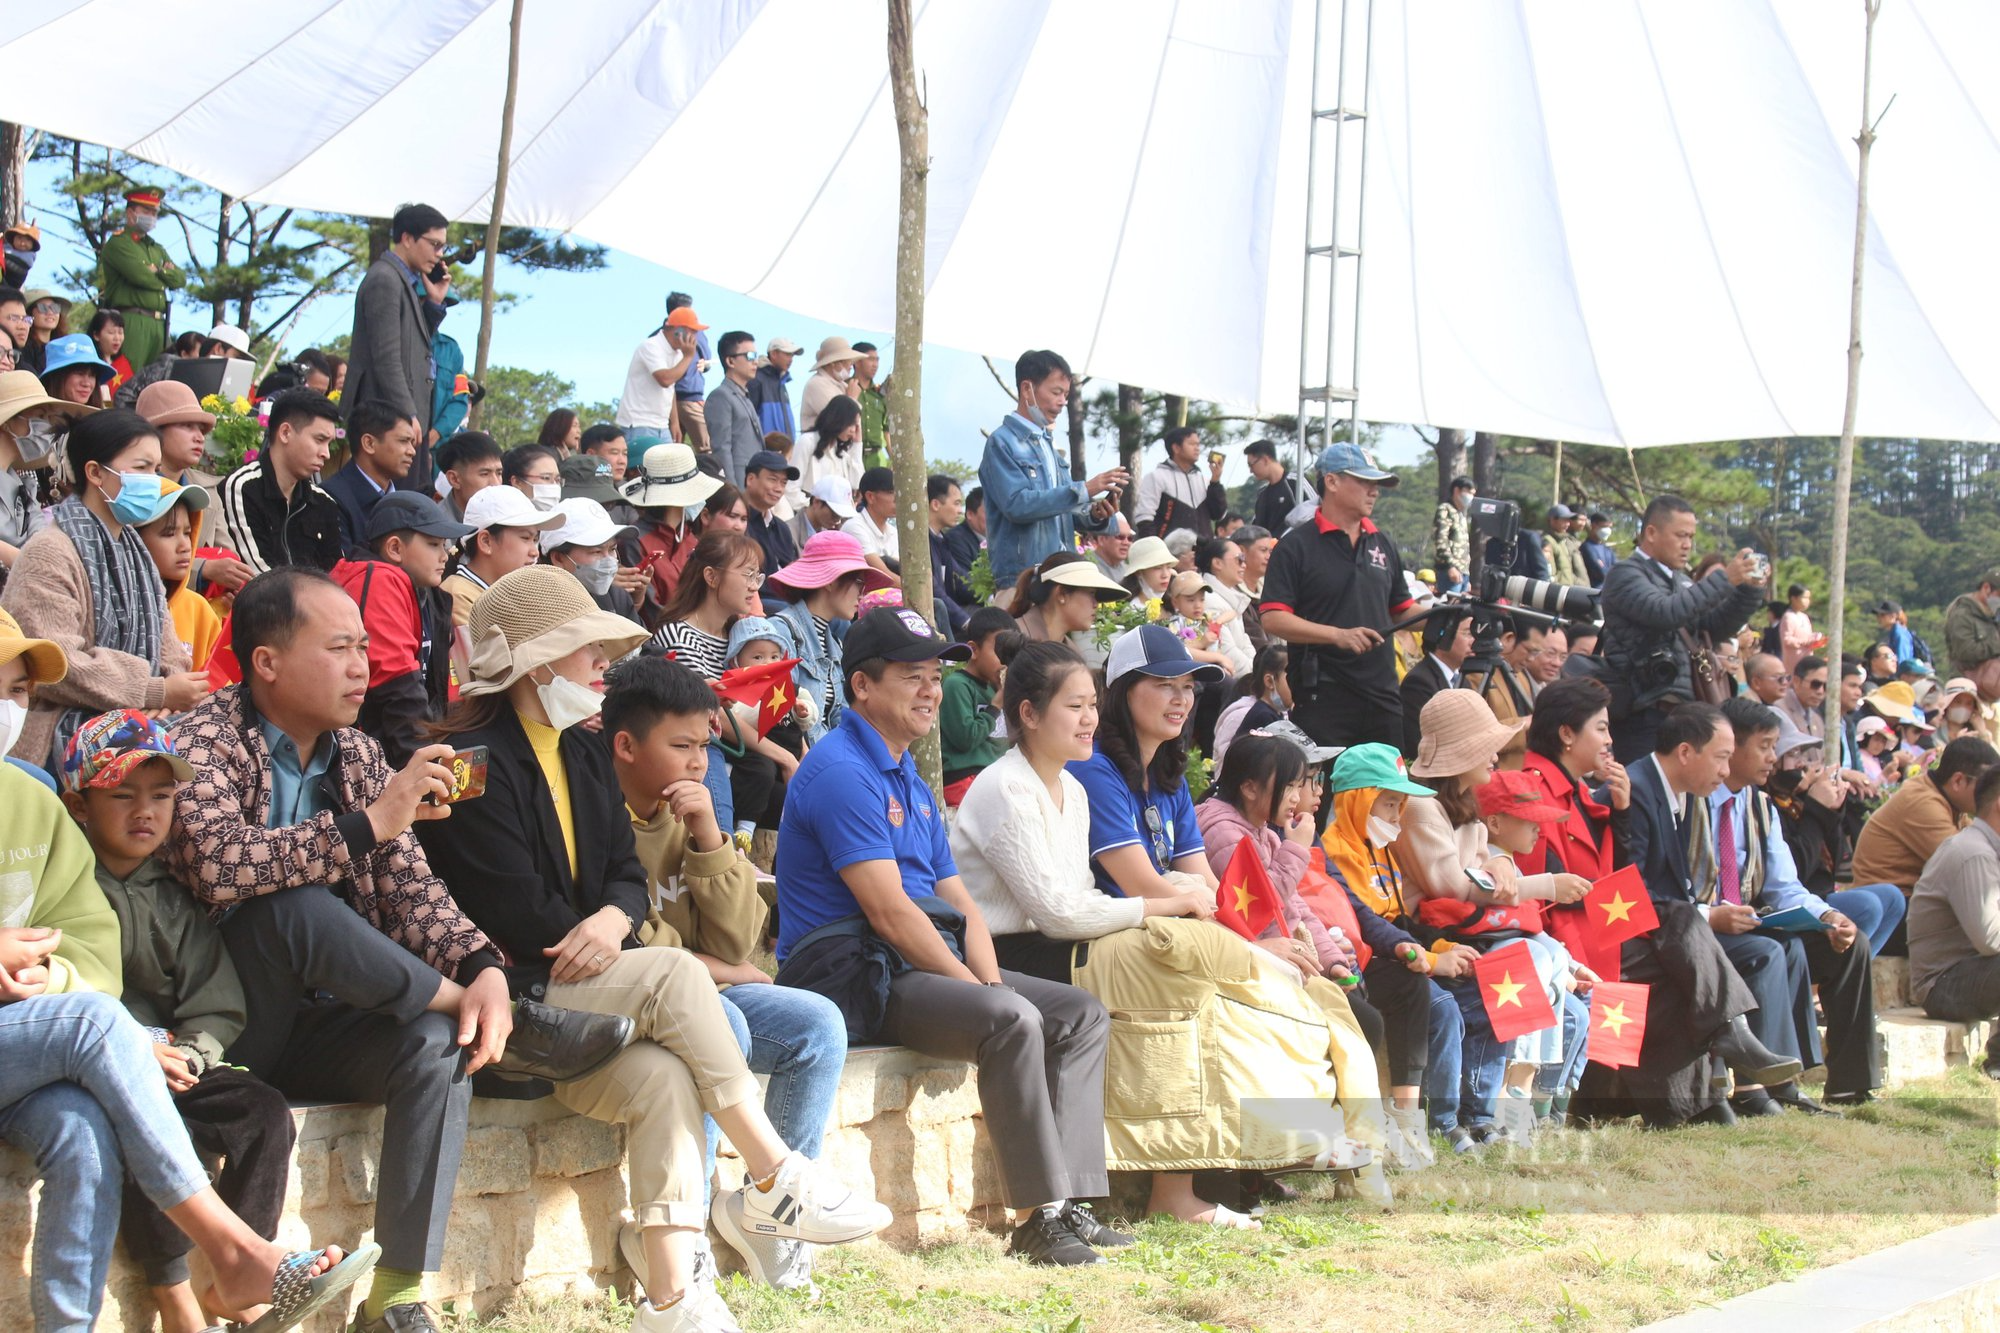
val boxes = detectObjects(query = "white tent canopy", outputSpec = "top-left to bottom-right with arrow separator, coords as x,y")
2,0 -> 1993,445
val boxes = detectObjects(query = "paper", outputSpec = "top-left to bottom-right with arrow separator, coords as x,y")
1756,905 -> 1831,933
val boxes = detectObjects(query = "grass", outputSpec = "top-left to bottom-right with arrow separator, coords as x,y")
443,1069 -> 1999,1332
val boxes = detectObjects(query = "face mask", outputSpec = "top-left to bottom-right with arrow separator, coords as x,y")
573,555 -> 616,597
1367,815 -> 1401,847
530,483 -> 561,513
101,469 -> 162,526
1022,402 -> 1050,430
535,668 -> 603,731
0,698 -> 23,756
130,213 -> 157,235
1949,706 -> 1972,725
14,417 -> 58,462
1595,527 -> 1612,542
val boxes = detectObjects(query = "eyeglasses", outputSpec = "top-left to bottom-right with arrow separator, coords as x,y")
417,235 -> 448,252
1801,679 -> 1828,692
732,567 -> 766,588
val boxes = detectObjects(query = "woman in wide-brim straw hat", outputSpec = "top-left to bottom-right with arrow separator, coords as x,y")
416,564 -> 888,1329
625,440 -> 723,615
0,369 -> 93,581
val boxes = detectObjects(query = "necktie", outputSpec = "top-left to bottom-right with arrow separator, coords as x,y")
1715,794 -> 1742,905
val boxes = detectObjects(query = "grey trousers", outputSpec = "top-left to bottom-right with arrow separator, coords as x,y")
220,886 -> 470,1273
1923,952 -> 2000,1062
876,968 -> 1109,1209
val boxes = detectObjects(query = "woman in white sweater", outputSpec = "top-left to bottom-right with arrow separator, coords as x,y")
954,640 -> 1379,1227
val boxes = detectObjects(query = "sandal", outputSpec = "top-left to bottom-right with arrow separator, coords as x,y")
1202,1201 -> 1262,1231
240,1242 -> 380,1333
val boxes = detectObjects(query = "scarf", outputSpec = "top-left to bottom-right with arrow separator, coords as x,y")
1321,785 -> 1407,921
50,494 -> 166,751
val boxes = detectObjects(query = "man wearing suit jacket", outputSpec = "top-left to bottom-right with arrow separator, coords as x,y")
346,202 -> 449,490
1599,495 -> 1768,762
1612,702 -> 1803,1126
1713,698 -> 1878,1112
1399,609 -> 1473,759
324,400 -> 422,559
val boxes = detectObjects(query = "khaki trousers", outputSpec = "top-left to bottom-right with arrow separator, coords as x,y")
675,396 -> 710,452
548,947 -> 762,1227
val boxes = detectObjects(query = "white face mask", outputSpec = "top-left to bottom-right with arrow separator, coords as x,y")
1949,706 -> 1973,725
0,698 -> 23,756
535,668 -> 603,731
530,482 -> 561,513
573,555 -> 616,597
1367,815 -> 1402,847
14,417 -> 58,462
1595,527 -> 1612,543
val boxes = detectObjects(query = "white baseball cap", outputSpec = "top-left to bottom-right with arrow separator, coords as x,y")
540,497 -> 635,553
464,484 -> 563,533
808,475 -> 857,520
206,324 -> 251,357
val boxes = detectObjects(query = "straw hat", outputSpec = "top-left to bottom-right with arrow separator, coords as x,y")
1124,535 -> 1176,574
1861,681 -> 1918,725
0,368 -> 92,427
813,335 -> 863,370
0,607 -> 66,685
625,441 -> 722,510
461,565 -> 648,697
1411,688 -> 1526,778
1041,557 -> 1129,601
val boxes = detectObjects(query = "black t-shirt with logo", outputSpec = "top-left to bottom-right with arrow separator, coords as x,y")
1260,511 -> 1413,720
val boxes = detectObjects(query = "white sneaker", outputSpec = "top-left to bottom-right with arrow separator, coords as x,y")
629,1283 -> 742,1333
711,1216 -> 817,1296
1494,1094 -> 1538,1148
721,1153 -> 891,1245
1384,1106 -> 1436,1171
618,1215 -> 716,1303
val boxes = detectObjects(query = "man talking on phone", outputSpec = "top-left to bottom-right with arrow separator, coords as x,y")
1259,443 -> 1412,749
346,203 -> 451,488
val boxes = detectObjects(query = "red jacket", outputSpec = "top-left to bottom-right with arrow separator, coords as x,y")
330,558 -> 450,767
1520,748 -> 1624,979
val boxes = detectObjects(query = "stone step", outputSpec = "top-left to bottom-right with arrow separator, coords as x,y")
1871,954 -> 1911,1010
1875,1006 -> 1993,1087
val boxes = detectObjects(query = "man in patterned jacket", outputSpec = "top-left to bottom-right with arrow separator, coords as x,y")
166,567 -> 629,1333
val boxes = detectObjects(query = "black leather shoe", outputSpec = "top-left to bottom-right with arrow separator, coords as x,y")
1060,1201 -> 1135,1248
1684,1100 -> 1738,1128
1768,1083 -> 1840,1116
351,1303 -> 442,1333
1709,1016 -> 1804,1088
491,999 -> 632,1082
1009,1210 -> 1104,1266
1825,1089 -> 1874,1106
1728,1087 -> 1784,1117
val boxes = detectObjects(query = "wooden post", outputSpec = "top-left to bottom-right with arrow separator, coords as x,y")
469,0 -> 526,429
1826,0 -> 1880,739
887,0 -> 942,791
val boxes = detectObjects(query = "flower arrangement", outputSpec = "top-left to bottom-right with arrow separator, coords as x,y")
1092,596 -> 1160,651
200,393 -> 263,475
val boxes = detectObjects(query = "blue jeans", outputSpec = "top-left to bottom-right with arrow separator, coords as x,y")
704,739 -> 736,833
1436,979 -> 1509,1131
0,993 -> 212,1332
1420,979 -> 1471,1131
701,982 -> 847,1202
1825,883 -> 1906,957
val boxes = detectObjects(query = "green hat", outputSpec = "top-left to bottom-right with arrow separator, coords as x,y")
1328,742 -> 1434,797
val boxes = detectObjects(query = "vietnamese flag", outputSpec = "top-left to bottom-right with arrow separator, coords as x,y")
206,614 -> 242,684
1585,980 -> 1650,1068
712,658 -> 801,740
1216,836 -> 1285,942
1582,864 -> 1658,949
1472,940 -> 1558,1042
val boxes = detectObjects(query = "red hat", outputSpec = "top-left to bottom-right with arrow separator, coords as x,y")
1475,769 -> 1570,826
124,187 -> 164,208
666,306 -> 708,331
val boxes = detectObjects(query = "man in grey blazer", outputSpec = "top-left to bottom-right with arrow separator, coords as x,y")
347,202 -> 450,491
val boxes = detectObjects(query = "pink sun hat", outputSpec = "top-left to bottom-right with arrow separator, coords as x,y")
769,530 -> 900,597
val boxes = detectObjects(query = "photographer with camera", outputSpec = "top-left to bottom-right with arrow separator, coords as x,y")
1260,443 -> 1413,750
1597,495 -> 1767,764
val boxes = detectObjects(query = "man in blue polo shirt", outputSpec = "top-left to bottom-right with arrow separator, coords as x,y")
775,607 -> 1122,1268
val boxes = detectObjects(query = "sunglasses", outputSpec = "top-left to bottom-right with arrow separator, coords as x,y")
31,301 -> 61,315
1142,803 -> 1170,866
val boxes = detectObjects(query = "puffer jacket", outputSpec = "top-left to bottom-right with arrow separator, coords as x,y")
1194,797 -> 1345,974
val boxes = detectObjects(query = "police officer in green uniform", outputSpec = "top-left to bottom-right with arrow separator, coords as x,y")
96,186 -> 183,370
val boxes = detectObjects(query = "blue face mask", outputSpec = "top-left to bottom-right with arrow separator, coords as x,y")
102,469 -> 162,526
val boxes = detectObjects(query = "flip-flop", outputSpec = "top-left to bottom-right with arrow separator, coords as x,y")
240,1241 -> 380,1333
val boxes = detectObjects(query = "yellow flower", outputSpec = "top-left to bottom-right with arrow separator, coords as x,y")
199,394 -> 224,411
327,389 -> 341,404
231,395 -> 252,415
1145,597 -> 1164,622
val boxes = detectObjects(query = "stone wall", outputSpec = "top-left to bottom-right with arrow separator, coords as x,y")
0,1047 -> 1003,1333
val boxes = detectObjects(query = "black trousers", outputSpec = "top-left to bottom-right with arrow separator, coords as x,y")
221,886 -> 472,1273
728,749 -> 788,833
1796,928 -> 1880,1096
119,1066 -> 296,1286
1575,898 -> 1757,1126
1291,682 -> 1402,751
1361,952 -> 1433,1087
1924,952 -> 2000,1063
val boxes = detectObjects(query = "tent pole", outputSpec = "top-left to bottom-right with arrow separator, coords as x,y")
1826,0 -> 1880,740
468,0 -> 525,429
1552,439 -> 1562,505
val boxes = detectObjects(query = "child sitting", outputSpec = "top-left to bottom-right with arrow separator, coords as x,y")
60,709 -> 299,1333
1163,570 -> 1238,672
1,606 -> 66,790
136,480 -> 222,672
940,605 -> 1021,803
719,614 -> 812,849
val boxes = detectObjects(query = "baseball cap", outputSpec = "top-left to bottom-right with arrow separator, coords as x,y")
61,708 -> 194,792
1476,768 -> 1571,825
745,449 -> 799,480
841,606 -> 970,673
463,483 -> 564,533
1869,599 -> 1902,616
1166,570 -> 1207,599
1313,441 -> 1397,487
666,307 -> 708,332
1105,623 -> 1226,687
0,607 -> 65,685
808,475 -> 857,520
1249,718 -> 1342,765
1329,742 -> 1434,797
857,466 -> 894,496
540,497 -> 635,553
206,324 -> 250,357
1899,657 -> 1935,678
558,451 -> 622,506
128,475 -> 209,528
768,336 -> 805,356
1548,503 -> 1576,520
367,491 -> 476,543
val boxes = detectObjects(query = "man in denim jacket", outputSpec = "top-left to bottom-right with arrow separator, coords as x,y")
977,349 -> 1128,589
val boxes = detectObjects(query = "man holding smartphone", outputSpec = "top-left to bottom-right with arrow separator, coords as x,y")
618,302 -> 705,454
346,203 -> 451,488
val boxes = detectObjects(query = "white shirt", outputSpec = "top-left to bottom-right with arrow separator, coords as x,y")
617,331 -> 680,430
842,509 -> 899,561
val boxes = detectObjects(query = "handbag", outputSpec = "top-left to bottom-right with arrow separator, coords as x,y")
1680,627 -> 1732,706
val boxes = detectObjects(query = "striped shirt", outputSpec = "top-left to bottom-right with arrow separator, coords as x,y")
651,620 -> 730,681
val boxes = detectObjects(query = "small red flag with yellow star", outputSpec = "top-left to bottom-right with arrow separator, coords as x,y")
711,658 -> 802,740
1585,980 -> 1649,1068
1472,940 -> 1557,1042
1582,864 -> 1658,949
1216,836 -> 1285,942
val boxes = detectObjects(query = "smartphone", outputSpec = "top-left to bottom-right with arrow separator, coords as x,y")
1208,450 -> 1224,466
430,746 -> 490,805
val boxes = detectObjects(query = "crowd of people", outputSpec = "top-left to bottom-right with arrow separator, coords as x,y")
3,195 -> 2000,1333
